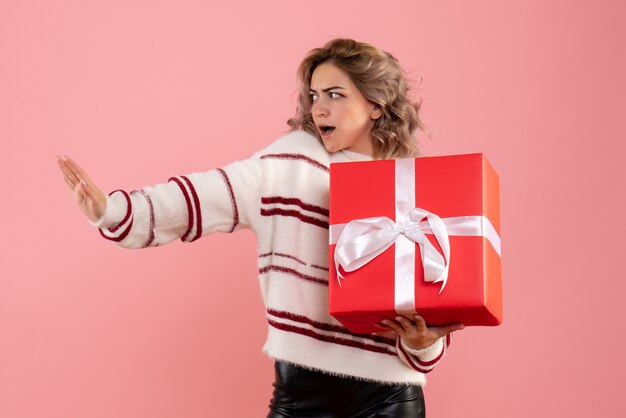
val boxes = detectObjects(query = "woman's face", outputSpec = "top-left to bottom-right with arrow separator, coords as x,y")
309,62 -> 381,156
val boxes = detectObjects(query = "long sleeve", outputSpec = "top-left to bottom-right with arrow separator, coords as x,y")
395,334 -> 451,374
88,156 -> 263,249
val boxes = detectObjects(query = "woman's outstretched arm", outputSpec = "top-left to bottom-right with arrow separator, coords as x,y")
56,154 -> 262,249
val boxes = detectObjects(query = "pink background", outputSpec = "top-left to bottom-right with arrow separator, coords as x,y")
1,1 -> 624,417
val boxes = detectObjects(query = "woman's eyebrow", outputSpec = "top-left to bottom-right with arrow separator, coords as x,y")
309,86 -> 347,93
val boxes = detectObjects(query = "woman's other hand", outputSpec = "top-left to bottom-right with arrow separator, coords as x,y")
375,314 -> 464,350
56,155 -> 107,223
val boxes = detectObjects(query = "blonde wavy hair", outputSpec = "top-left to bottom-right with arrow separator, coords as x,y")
287,38 -> 429,159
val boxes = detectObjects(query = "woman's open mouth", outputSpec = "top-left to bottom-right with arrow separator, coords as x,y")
319,125 -> 336,138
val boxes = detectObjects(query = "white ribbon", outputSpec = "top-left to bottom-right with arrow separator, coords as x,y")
332,208 -> 451,293
329,158 -> 501,315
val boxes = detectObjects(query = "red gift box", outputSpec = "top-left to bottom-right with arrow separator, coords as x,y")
328,153 -> 502,334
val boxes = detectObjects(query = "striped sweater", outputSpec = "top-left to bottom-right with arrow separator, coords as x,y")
89,130 -> 451,385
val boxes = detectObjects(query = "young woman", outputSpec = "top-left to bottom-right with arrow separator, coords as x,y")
57,38 -> 464,417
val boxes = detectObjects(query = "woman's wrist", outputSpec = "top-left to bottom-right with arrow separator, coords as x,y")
401,336 -> 441,357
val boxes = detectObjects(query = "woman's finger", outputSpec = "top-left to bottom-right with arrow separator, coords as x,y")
381,319 -> 404,335
75,176 -> 89,192
65,175 -> 77,188
414,315 -> 428,333
72,181 -> 86,201
65,156 -> 93,184
58,158 -> 81,185
63,175 -> 76,191
395,316 -> 414,333
435,323 -> 465,337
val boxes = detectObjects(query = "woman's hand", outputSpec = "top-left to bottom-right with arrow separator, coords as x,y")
56,155 -> 107,223
375,314 -> 464,350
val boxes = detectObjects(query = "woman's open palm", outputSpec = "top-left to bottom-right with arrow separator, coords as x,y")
56,155 -> 107,223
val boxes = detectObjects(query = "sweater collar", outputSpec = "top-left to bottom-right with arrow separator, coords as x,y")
334,149 -> 374,162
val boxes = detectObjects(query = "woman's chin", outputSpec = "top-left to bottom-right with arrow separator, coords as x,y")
322,140 -> 341,154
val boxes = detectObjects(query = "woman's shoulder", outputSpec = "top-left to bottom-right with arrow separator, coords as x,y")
256,130 -> 326,158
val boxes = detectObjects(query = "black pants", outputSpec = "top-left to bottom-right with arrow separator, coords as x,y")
267,361 -> 425,418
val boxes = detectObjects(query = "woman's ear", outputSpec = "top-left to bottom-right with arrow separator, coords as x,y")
371,105 -> 382,120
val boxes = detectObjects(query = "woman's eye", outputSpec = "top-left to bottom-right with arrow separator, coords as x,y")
329,92 -> 342,99
310,94 -> 319,102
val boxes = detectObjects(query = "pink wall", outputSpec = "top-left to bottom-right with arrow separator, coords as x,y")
1,1 -> 624,417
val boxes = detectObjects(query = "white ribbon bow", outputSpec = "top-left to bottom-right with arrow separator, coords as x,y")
334,207 -> 450,293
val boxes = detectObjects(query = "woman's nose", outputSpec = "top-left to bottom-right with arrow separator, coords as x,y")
312,100 -> 328,117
